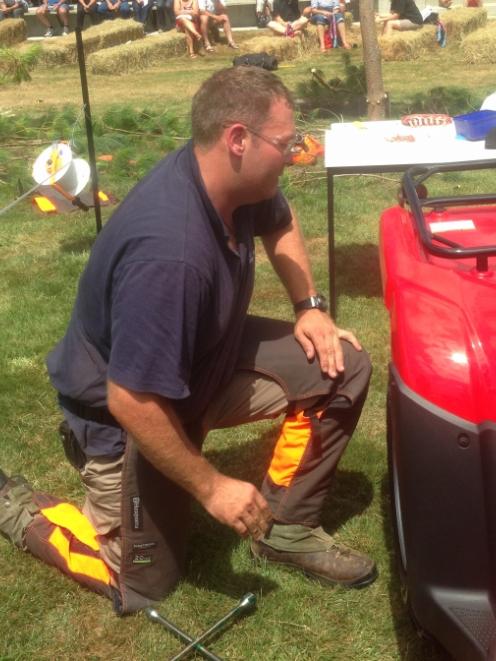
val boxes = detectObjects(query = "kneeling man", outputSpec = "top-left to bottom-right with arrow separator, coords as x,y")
0,66 -> 376,615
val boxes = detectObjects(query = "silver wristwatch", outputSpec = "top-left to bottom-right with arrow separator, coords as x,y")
293,294 -> 328,313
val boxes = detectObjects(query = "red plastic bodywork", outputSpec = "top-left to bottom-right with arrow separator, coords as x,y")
380,204 -> 496,424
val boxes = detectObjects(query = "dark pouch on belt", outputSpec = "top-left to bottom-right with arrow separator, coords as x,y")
59,420 -> 87,470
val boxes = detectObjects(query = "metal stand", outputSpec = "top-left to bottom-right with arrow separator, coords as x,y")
75,26 -> 102,235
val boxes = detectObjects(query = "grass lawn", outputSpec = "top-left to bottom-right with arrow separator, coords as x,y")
0,40 -> 488,660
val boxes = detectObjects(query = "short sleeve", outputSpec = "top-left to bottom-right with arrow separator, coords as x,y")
108,259 -> 208,400
252,190 -> 292,236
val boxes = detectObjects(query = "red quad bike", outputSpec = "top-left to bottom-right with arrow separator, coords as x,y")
380,161 -> 496,661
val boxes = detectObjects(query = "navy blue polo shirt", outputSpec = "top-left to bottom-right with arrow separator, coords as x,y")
46,141 -> 291,456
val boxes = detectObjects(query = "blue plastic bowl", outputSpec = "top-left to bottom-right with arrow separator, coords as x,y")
453,110 -> 496,141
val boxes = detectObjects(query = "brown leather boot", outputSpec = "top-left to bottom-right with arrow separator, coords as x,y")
251,524 -> 377,588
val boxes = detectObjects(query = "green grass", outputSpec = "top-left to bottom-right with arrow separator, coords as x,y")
0,43 -> 487,659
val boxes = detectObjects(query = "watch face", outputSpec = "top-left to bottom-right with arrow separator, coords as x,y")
294,294 -> 327,313
315,295 -> 327,312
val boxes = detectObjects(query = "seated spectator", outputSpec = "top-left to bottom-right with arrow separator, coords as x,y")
36,0 -> 70,36
76,0 -> 99,28
0,0 -> 27,21
255,0 -> 272,27
376,0 -> 423,35
303,0 -> 350,51
96,0 -> 131,19
132,0 -> 150,22
267,0 -> 308,36
198,0 -> 238,51
174,0 -> 202,57
154,0 -> 174,31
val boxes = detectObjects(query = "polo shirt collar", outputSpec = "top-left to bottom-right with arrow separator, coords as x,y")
184,140 -> 240,248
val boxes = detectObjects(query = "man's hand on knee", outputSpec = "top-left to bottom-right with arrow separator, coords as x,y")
200,474 -> 272,540
294,309 -> 362,379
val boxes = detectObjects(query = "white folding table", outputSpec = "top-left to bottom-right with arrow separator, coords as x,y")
325,119 -> 496,317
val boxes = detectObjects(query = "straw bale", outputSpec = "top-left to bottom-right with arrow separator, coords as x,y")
93,18 -> 145,48
241,25 -> 336,62
88,31 -> 185,75
39,19 -> 144,65
379,25 -> 437,61
461,19 -> 496,63
350,7 -> 484,51
0,18 -> 26,47
441,7 -> 486,41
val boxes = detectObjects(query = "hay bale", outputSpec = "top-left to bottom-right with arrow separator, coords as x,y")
39,19 -> 144,65
0,18 -> 26,46
241,31 -> 304,60
95,18 -> 144,48
441,6 -> 486,41
87,30 -> 185,75
461,19 -> 496,63
241,25 -> 331,61
379,25 -> 437,61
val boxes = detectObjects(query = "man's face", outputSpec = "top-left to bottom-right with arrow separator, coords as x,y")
241,97 -> 296,202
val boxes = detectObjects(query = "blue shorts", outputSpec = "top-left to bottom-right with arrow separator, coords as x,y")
311,11 -> 343,25
47,2 -> 69,10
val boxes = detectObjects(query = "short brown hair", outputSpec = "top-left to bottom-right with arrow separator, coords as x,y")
191,66 -> 294,147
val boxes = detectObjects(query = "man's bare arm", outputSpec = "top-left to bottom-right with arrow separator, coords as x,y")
107,379 -> 272,539
262,209 -> 362,377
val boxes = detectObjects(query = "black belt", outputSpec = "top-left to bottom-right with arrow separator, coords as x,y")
58,394 -> 121,428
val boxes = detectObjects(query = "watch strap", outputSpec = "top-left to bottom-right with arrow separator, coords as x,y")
293,294 -> 327,313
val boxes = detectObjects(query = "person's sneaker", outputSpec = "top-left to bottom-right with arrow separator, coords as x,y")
62,26 -> 69,35
251,524 -> 377,588
44,28 -> 54,37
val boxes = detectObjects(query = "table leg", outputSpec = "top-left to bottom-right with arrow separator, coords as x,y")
327,171 -> 336,319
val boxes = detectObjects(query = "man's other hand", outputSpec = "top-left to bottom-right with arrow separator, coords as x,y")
201,474 -> 273,540
294,309 -> 362,378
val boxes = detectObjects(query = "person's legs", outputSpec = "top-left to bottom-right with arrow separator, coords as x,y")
80,454 -> 124,574
133,1 -> 150,22
132,0 -> 141,20
311,15 -> 328,51
218,12 -> 237,47
177,15 -> 201,41
384,18 -> 421,34
154,0 -> 165,29
291,14 -> 308,33
204,315 -> 376,587
183,26 -> 196,56
36,5 -> 52,30
57,3 -> 69,29
96,2 -> 109,19
336,15 -> 350,48
267,19 -> 286,35
0,470 -> 118,602
200,14 -> 214,50
119,1 -> 131,18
